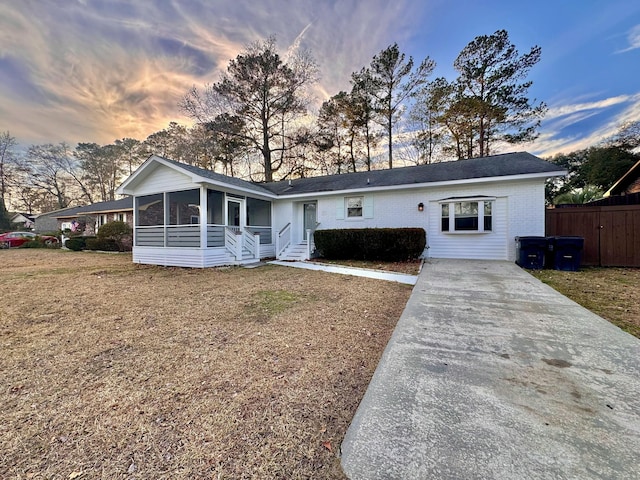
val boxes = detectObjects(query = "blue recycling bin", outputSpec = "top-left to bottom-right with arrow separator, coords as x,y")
548,236 -> 584,271
515,236 -> 547,269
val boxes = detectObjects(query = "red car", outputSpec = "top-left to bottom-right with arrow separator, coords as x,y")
0,231 -> 59,248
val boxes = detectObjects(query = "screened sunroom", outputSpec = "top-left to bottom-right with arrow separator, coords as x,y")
117,155 -> 276,267
132,187 -> 273,266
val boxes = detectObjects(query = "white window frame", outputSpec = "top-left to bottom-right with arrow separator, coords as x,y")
346,196 -> 364,219
439,197 -> 495,234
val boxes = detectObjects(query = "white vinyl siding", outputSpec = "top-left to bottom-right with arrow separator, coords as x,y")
428,197 -> 507,260
134,164 -> 195,196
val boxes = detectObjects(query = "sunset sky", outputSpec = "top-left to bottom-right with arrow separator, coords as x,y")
1,0 -> 639,157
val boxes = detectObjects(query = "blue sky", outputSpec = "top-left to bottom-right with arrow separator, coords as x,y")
1,0 -> 639,157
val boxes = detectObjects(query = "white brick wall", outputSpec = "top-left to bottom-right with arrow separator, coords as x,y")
276,177 -> 548,261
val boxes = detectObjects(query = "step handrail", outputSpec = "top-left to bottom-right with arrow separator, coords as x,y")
276,223 -> 292,259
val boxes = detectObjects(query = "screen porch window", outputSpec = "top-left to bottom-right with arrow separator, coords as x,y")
441,199 -> 493,233
346,196 -> 363,218
135,191 -> 201,247
136,194 -> 164,226
246,197 -> 272,244
168,189 -> 200,225
207,189 -> 224,225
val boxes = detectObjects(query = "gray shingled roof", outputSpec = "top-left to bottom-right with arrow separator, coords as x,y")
55,197 -> 132,218
262,152 -> 563,196
159,156 -> 275,196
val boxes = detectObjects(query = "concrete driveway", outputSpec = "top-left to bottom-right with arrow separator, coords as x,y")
341,259 -> 640,479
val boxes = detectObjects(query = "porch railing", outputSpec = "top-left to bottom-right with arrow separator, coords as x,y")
135,226 -> 164,247
305,222 -> 320,260
207,225 -> 225,247
246,226 -> 272,245
225,227 -> 243,260
276,223 -> 291,259
167,225 -> 200,247
243,228 -> 261,260
135,225 -> 201,247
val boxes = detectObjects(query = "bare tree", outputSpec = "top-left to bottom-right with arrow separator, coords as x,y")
19,143 -> 77,209
0,131 -> 18,227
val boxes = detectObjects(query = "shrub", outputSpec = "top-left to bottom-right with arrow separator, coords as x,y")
97,221 -> 132,251
85,237 -> 120,251
22,240 -> 46,248
314,228 -> 426,261
65,237 -> 89,251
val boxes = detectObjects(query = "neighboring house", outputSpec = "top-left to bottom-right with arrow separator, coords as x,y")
115,152 -> 565,268
10,212 -> 35,229
34,207 -> 78,233
604,158 -> 640,197
55,198 -> 133,235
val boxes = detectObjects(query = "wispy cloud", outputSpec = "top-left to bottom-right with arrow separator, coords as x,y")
545,95 -> 631,120
0,0 -> 420,146
616,24 -> 640,53
528,93 -> 640,156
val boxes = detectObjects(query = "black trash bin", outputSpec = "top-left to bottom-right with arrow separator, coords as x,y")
548,236 -> 584,271
515,236 -> 547,269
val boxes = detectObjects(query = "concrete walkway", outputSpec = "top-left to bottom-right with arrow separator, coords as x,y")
267,260 -> 418,285
341,259 -> 640,479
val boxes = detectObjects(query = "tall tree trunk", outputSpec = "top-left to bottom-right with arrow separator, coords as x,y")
365,122 -> 372,171
387,95 -> 393,169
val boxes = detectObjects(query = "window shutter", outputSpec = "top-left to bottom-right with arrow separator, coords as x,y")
363,196 -> 374,219
336,198 -> 344,220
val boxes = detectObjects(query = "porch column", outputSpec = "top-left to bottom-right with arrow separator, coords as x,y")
200,186 -> 208,249
132,196 -> 137,247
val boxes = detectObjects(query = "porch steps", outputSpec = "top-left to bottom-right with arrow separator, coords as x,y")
279,242 -> 308,262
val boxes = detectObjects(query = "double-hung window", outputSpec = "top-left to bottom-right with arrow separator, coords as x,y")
440,198 -> 494,233
346,196 -> 363,218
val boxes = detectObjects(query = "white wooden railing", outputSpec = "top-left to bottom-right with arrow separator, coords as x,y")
305,222 -> 320,260
276,223 -> 291,259
225,227 -> 242,260
243,228 -> 261,260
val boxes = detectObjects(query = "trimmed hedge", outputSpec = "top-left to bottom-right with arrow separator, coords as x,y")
85,237 -> 120,251
314,228 -> 426,261
65,237 -> 85,251
65,236 -> 96,251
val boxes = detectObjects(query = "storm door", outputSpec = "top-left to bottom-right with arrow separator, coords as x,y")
226,198 -> 243,229
303,202 -> 317,241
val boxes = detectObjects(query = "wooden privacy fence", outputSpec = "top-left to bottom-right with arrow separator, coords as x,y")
546,204 -> 640,267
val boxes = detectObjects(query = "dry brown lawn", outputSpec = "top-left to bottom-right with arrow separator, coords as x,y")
0,249 -> 412,479
530,267 -> 640,338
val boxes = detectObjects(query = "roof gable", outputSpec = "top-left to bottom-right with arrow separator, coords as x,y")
117,155 -> 275,197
